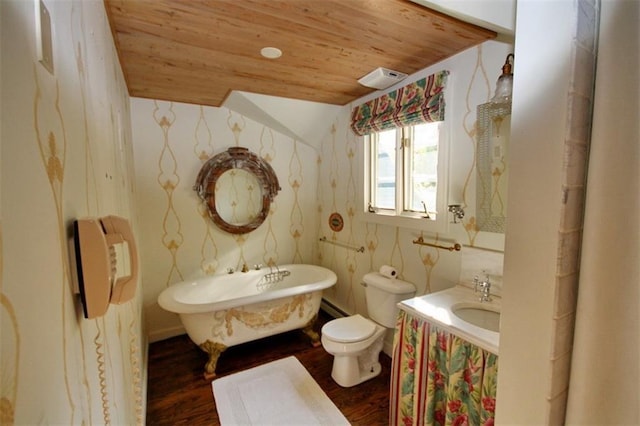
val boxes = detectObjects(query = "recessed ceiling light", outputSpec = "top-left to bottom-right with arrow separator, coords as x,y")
260,47 -> 282,59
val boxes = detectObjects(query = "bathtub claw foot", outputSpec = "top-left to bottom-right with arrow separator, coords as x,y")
302,316 -> 321,347
199,340 -> 227,380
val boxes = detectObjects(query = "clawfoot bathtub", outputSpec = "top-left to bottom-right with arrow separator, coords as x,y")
158,264 -> 337,378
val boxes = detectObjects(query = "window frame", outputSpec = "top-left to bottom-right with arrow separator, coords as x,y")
361,121 -> 450,234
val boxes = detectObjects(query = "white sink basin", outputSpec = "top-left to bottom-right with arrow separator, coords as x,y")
399,286 -> 501,354
452,303 -> 501,332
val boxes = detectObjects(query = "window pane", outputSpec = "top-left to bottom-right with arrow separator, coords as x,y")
373,128 -> 396,209
407,123 -> 439,214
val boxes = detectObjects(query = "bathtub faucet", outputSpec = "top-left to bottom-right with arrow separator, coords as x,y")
241,264 -> 249,273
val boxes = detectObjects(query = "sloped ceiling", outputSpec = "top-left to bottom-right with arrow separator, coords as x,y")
104,0 -> 496,107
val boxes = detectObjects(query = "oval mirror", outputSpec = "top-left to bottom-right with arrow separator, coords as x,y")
194,147 -> 281,234
215,169 -> 262,226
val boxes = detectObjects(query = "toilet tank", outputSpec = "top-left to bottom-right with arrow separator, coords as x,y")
363,272 -> 416,328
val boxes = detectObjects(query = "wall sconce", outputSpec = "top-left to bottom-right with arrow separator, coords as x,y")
491,54 -> 514,104
448,204 -> 465,223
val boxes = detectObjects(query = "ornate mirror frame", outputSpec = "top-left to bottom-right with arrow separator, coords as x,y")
476,101 -> 511,234
194,147 -> 281,234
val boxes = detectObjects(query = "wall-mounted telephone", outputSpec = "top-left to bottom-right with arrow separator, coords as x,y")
72,215 -> 139,319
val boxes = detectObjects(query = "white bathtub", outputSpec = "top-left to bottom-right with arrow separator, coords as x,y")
158,264 -> 337,378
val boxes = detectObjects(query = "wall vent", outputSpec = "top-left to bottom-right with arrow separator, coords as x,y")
357,67 -> 408,90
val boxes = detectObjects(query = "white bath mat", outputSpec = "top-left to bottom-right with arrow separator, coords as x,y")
212,356 -> 350,425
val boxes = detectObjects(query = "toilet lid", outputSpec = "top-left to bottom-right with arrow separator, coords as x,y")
322,314 -> 377,343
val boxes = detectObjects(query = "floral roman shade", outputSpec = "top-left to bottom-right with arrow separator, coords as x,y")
350,70 -> 449,136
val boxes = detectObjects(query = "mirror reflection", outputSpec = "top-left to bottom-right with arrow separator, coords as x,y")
476,101 -> 511,233
215,169 -> 262,226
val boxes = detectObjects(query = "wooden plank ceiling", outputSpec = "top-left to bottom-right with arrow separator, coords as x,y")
104,0 -> 496,107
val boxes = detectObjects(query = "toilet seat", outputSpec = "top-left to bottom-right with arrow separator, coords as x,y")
322,314 -> 376,343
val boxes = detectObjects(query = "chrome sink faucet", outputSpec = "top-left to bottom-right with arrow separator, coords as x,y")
474,273 -> 492,302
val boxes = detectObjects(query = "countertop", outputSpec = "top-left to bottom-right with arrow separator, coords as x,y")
398,285 -> 500,355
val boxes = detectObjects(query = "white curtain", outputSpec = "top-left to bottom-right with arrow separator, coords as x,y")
565,0 -> 640,423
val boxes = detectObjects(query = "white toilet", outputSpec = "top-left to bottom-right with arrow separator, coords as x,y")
321,272 -> 415,387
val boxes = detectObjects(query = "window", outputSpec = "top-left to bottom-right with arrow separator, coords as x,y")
365,121 -> 449,232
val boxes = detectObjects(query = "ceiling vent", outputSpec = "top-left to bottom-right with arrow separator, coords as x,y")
357,67 -> 408,90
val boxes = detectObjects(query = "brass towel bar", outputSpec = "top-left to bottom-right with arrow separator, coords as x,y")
319,236 -> 365,253
412,236 -> 462,252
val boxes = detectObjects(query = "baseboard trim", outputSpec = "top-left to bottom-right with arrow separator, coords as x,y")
148,325 -> 185,343
148,301 -> 396,355
320,298 -> 349,319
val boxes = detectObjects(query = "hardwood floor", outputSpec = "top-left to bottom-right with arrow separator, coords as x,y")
146,311 -> 392,425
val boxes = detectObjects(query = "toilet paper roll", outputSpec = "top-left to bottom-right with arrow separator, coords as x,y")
379,265 -> 397,279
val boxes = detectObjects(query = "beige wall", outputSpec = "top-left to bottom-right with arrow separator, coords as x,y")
3,1 -> 627,424
130,99 -> 320,341
497,0 -> 601,422
317,41 -> 512,320
135,41 -> 513,346
1,1 -> 144,424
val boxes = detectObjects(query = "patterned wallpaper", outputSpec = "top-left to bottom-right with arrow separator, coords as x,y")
317,41 -> 512,317
0,0 -> 586,423
135,41 -> 513,343
130,99 -> 320,341
0,7 -> 512,423
1,1 -> 143,424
